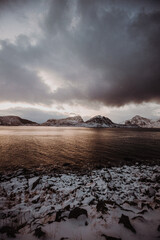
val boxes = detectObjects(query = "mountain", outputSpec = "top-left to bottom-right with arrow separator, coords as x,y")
42,115 -> 117,128
42,115 -> 84,126
83,115 -> 116,128
0,116 -> 38,126
125,115 -> 160,128
1,114 -> 159,128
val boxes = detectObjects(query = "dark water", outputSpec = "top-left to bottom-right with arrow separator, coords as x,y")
0,126 -> 160,170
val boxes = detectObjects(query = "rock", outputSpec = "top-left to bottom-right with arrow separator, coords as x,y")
55,210 -> 64,222
32,177 -> 41,190
119,214 -> 136,233
64,205 -> 70,211
101,234 -> 121,240
124,201 -> 137,206
96,200 -> 108,214
89,199 -> 95,205
34,227 -> 45,238
0,226 -> 17,238
158,225 -> 160,232
148,187 -> 156,197
85,221 -> 88,226
69,207 -> 88,219
16,222 -> 27,231
32,195 -> 40,204
132,216 -> 145,222
138,210 -> 148,214
0,212 -> 7,219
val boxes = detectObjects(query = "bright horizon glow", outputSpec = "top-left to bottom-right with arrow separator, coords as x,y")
0,101 -> 159,123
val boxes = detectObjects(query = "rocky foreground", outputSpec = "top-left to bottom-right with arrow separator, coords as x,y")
0,165 -> 160,240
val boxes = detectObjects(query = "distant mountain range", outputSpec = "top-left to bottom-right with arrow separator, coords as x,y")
0,115 -> 160,128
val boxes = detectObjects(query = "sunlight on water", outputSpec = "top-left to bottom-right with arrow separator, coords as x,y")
0,126 -> 160,170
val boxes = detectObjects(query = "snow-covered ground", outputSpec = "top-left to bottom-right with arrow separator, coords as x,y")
0,165 -> 160,240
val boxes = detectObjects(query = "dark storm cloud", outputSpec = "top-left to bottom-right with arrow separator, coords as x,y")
0,0 -> 160,106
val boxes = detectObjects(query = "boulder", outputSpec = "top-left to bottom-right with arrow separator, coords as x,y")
119,214 -> 136,233
96,200 -> 108,214
69,207 -> 88,219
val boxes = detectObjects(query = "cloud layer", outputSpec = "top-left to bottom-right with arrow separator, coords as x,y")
0,0 -> 160,108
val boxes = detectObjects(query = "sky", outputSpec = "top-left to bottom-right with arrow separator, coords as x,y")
0,0 -> 160,123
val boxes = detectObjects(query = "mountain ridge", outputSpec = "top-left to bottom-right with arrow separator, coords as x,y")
42,115 -> 84,126
125,115 -> 160,128
0,115 -> 38,126
0,115 -> 160,128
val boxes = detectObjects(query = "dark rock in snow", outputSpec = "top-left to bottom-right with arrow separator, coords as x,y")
101,234 -> 121,240
138,210 -> 148,214
0,225 -> 17,238
148,187 -> 156,197
32,177 -> 41,190
124,201 -> 137,206
34,227 -> 45,238
132,216 -> 145,222
89,198 -> 95,205
32,195 -> 40,204
0,212 -> 7,219
96,200 -> 108,214
141,203 -> 153,210
69,207 -> 88,219
119,214 -> 136,233
64,205 -> 70,211
16,222 -> 27,231
55,210 -> 64,222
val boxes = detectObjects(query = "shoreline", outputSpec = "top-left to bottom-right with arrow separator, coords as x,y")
1,159 -> 160,177
0,157 -> 160,175
0,164 -> 160,240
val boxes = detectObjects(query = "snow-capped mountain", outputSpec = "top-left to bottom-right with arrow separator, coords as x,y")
0,116 -> 38,126
125,115 -> 160,128
42,115 -> 84,126
83,115 -> 115,128
0,114 -> 159,128
42,115 -> 116,128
